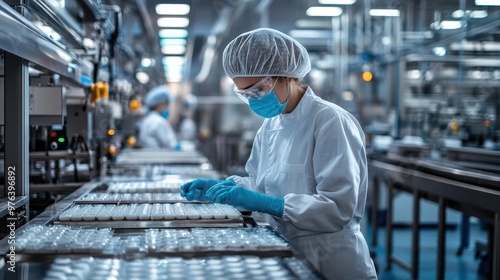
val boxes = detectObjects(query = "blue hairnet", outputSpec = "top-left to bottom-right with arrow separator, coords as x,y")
144,85 -> 171,109
222,28 -> 311,79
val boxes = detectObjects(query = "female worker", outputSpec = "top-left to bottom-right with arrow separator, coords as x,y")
180,28 -> 377,279
138,85 -> 179,150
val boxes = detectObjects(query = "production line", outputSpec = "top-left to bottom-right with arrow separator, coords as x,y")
0,156 -> 324,279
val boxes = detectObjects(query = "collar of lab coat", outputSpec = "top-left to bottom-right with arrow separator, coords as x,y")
275,86 -> 315,128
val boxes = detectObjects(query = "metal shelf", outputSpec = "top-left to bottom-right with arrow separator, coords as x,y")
0,0 -> 93,86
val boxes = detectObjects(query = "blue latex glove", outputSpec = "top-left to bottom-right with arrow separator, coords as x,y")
205,184 -> 284,217
174,142 -> 182,151
180,179 -> 235,201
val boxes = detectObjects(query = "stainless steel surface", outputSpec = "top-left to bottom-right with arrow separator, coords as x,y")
369,159 -> 500,280
53,219 -> 244,229
30,183 -> 83,193
28,0 -> 85,48
115,150 -> 210,165
4,53 -> 30,205
0,0 -> 92,85
416,159 -> 500,189
0,151 -> 91,161
0,181 -> 100,255
12,226 -> 292,262
15,256 -> 323,280
446,147 -> 500,165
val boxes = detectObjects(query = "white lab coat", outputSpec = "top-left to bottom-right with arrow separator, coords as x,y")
229,87 -> 377,280
138,111 -> 178,150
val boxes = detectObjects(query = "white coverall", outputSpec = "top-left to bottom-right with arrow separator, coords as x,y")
139,111 -> 177,150
229,87 -> 378,280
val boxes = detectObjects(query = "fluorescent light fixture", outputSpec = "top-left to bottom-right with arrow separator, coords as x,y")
163,64 -> 184,73
306,7 -> 343,17
289,29 -> 332,38
161,45 -> 186,55
135,72 -> 149,84
319,0 -> 356,4
475,0 -> 500,6
157,17 -> 189,28
167,77 -> 182,83
159,29 -> 188,38
155,4 -> 190,15
141,58 -> 155,67
160,38 -> 187,46
295,19 -> 331,28
369,9 -> 400,17
470,10 -> 488,18
440,20 -> 463,29
162,56 -> 185,65
433,47 -> 447,57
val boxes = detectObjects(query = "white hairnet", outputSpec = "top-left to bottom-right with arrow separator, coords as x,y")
144,85 -> 171,109
222,28 -> 311,79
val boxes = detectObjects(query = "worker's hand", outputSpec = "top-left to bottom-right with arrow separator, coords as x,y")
180,179 -> 235,201
205,184 -> 284,217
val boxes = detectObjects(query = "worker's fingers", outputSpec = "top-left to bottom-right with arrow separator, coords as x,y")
185,189 -> 202,201
180,181 -> 194,192
206,184 -> 231,202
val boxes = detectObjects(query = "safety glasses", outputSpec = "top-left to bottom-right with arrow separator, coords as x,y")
233,76 -> 278,104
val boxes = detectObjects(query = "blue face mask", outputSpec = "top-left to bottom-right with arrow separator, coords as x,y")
159,109 -> 170,119
248,90 -> 287,118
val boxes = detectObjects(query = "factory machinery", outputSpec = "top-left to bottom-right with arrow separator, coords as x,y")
0,149 -> 324,279
0,1 -> 323,279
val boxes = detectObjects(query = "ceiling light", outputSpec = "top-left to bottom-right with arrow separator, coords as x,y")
162,56 -> 185,65
135,72 -> 149,84
161,45 -> 186,55
369,9 -> 400,17
160,38 -> 187,46
159,29 -> 188,38
164,63 -> 184,70
167,77 -> 182,83
289,30 -> 332,38
155,4 -> 190,15
440,20 -> 463,29
475,0 -> 500,6
306,7 -> 343,17
319,0 -> 356,4
157,17 -> 189,28
295,19 -> 331,28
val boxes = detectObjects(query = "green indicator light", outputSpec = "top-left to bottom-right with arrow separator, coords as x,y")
58,138 -> 65,143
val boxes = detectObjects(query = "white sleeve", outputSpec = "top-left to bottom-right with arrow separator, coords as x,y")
155,121 -> 178,149
282,116 -> 366,232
